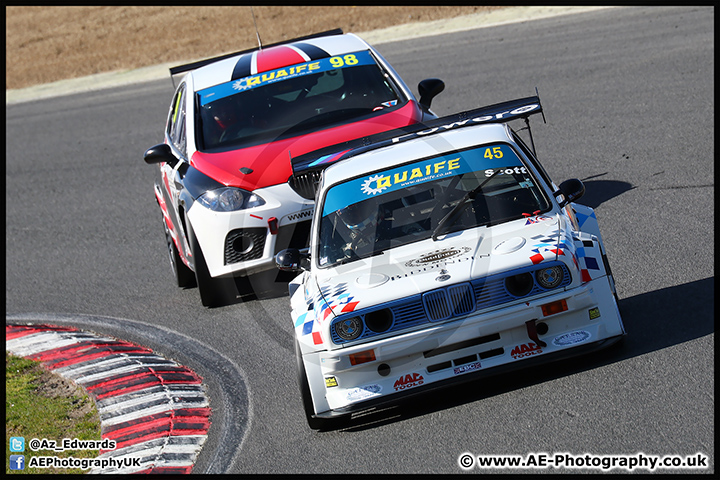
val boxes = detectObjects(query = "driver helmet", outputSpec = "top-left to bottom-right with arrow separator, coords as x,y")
337,201 -> 380,232
207,98 -> 237,130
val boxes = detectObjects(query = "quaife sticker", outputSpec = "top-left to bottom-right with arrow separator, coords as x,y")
552,330 -> 591,346
322,144 -> 524,215
199,50 -> 375,106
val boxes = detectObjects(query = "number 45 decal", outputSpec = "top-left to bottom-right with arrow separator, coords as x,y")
484,146 -> 504,159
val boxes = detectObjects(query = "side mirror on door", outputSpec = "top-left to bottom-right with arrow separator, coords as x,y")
143,143 -> 177,166
418,78 -> 445,110
275,248 -> 310,272
555,178 -> 586,207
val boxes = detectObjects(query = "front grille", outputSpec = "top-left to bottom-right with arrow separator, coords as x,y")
423,290 -> 452,321
448,284 -> 476,316
423,283 -> 475,321
330,261 -> 571,345
224,228 -> 266,265
289,171 -> 322,200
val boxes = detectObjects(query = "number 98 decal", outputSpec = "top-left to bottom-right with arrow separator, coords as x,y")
330,54 -> 359,68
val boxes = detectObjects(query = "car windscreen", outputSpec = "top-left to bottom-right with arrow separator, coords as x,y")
317,143 -> 551,268
196,50 -> 406,150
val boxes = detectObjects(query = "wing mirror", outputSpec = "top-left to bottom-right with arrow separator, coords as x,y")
418,78 -> 445,109
143,143 -> 177,166
555,178 -> 585,207
275,248 -> 310,272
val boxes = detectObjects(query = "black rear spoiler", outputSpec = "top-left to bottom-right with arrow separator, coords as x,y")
169,28 -> 344,88
291,95 -> 544,178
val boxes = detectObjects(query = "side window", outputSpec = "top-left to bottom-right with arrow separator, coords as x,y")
166,84 -> 187,158
511,130 -> 554,189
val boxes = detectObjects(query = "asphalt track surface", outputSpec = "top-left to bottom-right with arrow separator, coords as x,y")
6,6 -> 714,474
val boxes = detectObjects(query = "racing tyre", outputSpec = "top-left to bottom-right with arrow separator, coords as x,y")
186,219 -> 237,308
295,340 -> 340,431
162,213 -> 196,288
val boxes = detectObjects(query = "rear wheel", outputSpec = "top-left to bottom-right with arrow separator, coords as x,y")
162,213 -> 196,288
186,219 -> 237,308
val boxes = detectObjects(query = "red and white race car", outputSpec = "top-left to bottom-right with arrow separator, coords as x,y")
144,29 -> 444,306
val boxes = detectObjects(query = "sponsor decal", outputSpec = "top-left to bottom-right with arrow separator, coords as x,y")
525,215 -> 553,225
322,145 -> 523,215
510,342 -> 543,359
405,246 -> 472,267
454,361 -> 482,375
393,372 -> 424,391
588,307 -> 601,320
553,330 -> 591,347
325,376 -> 338,388
484,166 -> 528,177
360,157 -> 462,196
198,50 -> 375,105
346,384 -> 382,401
389,103 -> 541,144
283,208 -> 314,223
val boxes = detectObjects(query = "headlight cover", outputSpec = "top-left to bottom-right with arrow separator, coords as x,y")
536,265 -> 564,289
197,187 -> 265,212
334,316 -> 363,342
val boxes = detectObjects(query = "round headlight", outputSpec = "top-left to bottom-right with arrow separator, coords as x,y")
197,187 -> 265,212
536,266 -> 564,289
365,308 -> 393,333
505,272 -> 534,297
334,316 -> 363,341
217,188 -> 245,210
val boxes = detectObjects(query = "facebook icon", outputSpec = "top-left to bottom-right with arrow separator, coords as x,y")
9,455 -> 25,470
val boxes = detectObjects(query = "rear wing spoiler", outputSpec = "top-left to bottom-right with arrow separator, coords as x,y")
291,95 -> 544,178
169,28 -> 344,88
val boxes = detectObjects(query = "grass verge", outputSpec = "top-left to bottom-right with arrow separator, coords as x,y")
6,353 -> 101,474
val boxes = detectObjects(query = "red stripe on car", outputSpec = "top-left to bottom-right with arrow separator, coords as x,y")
191,102 -> 423,191
254,45 -> 308,74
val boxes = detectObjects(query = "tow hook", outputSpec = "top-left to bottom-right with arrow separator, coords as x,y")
525,319 -> 547,348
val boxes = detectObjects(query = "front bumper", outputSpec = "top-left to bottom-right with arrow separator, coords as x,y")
316,335 -> 623,419
186,183 -> 314,278
302,277 -> 624,418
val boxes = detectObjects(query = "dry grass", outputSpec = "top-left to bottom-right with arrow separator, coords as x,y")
5,6 -> 502,90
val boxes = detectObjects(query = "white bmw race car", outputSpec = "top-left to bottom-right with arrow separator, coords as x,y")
144,29 -> 444,306
276,96 -> 625,429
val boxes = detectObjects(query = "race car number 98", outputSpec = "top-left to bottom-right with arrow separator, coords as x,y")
330,55 -> 360,68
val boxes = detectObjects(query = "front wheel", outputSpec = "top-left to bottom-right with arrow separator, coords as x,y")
295,340 -> 345,431
186,219 -> 237,308
162,213 -> 196,288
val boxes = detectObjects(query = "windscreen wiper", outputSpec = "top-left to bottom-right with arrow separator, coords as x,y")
431,169 -> 502,241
